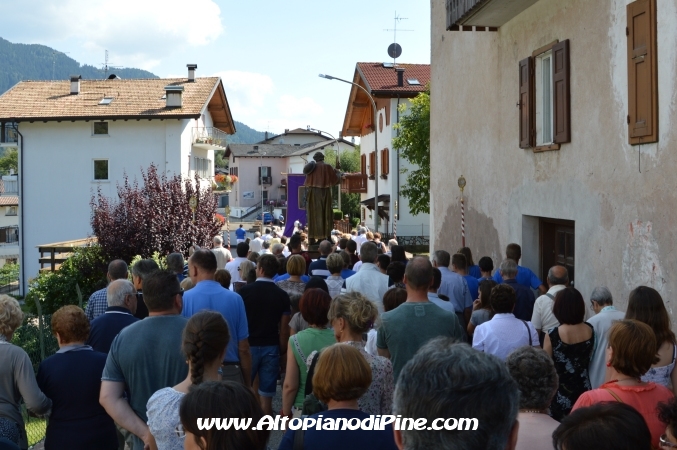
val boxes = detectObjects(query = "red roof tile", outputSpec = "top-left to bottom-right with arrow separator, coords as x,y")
357,63 -> 430,94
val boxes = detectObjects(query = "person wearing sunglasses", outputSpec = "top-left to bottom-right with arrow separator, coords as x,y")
658,397 -> 677,449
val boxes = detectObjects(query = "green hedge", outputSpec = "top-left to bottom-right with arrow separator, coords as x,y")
333,209 -> 343,220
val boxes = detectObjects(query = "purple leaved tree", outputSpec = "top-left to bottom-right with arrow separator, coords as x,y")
91,164 -> 221,262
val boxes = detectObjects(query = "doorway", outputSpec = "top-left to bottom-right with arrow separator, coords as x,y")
540,219 -> 575,286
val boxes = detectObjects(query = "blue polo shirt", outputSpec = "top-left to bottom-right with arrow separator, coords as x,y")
181,280 -> 249,363
464,275 -> 479,301
273,273 -> 310,283
308,257 -> 330,279
340,268 -> 356,279
235,227 -> 247,239
493,265 -> 543,290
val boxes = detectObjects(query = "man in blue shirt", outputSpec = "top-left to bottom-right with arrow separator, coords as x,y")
452,253 -> 479,302
308,240 -> 333,279
182,249 -> 251,385
492,243 -> 547,294
84,259 -> 129,321
235,224 -> 247,243
499,258 -> 536,321
87,279 -> 139,353
433,250 -> 473,329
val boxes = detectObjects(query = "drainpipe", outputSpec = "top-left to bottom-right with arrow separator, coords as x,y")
12,124 -> 24,296
396,95 -> 401,235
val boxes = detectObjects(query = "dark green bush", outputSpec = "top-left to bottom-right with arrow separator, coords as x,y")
350,217 -> 360,228
25,245 -> 107,315
333,209 -> 343,221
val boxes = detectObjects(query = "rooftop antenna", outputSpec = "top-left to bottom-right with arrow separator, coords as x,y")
101,50 -> 123,78
52,50 -> 70,81
384,11 -> 414,66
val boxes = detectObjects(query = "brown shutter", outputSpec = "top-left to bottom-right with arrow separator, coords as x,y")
369,152 -> 376,179
627,0 -> 657,144
360,154 -> 366,175
552,40 -> 571,144
519,57 -> 534,148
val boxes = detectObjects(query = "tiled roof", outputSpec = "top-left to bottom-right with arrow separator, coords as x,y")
288,138 -> 355,157
0,77 -> 230,124
226,144 -> 304,158
357,63 -> 430,94
0,196 -> 18,206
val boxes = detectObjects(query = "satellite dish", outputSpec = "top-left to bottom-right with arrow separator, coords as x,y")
387,43 -> 402,59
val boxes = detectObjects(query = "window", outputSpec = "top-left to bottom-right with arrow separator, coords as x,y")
229,167 -> 238,176
93,159 -> 109,180
627,0 -> 657,145
360,154 -> 367,175
193,156 -> 212,178
380,148 -> 390,178
368,152 -> 376,180
93,122 -> 109,135
5,206 -> 16,216
258,166 -> 272,185
98,97 -> 114,105
518,40 -> 570,151
407,78 -> 421,85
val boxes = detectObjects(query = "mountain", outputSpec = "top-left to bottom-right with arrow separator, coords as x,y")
0,37 -> 157,94
0,37 -> 268,145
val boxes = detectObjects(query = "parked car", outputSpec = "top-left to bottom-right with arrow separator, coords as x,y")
256,212 -> 274,224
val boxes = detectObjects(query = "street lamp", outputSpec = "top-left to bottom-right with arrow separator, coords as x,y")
307,126 -> 341,212
260,151 -> 266,218
319,73 -> 379,233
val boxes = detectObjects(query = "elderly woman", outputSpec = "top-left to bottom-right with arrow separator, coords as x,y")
279,344 -> 398,450
544,287 -> 594,421
506,346 -> 560,450
573,319 -> 674,448
325,292 -> 394,414
276,255 -> 307,297
0,295 -> 51,449
233,260 -> 255,292
282,289 -> 335,419
625,286 -> 677,394
36,305 -> 116,450
325,253 -> 345,299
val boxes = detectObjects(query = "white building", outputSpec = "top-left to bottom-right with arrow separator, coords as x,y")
431,0 -> 677,311
0,66 -> 235,292
339,62 -> 431,242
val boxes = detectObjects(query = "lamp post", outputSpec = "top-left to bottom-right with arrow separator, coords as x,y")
307,127 -> 341,212
319,73 -> 379,232
260,151 -> 266,218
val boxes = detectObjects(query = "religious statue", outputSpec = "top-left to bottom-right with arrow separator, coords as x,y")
303,152 -> 342,241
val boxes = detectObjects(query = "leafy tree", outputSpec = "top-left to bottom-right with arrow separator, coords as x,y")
392,90 -> 430,215
90,164 -> 221,263
324,146 -> 362,220
0,147 -> 18,174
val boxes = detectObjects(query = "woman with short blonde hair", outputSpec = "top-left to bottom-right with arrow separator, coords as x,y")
278,344 -> 398,450
0,295 -> 51,449
276,255 -> 307,297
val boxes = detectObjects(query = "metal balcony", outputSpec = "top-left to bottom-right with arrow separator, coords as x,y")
192,127 -> 228,150
446,0 -> 540,28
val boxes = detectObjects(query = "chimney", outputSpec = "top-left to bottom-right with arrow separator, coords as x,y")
70,75 -> 81,95
396,68 -> 405,87
265,131 -> 269,140
164,85 -> 184,108
187,64 -> 198,82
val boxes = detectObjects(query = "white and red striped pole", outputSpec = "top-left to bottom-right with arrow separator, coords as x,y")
225,206 -> 231,250
458,175 -> 466,248
393,201 -> 398,239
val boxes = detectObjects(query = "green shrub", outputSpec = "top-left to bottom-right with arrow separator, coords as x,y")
333,209 -> 343,221
26,245 -> 107,315
350,217 -> 360,228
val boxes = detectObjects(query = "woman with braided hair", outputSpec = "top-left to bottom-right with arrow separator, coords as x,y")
146,311 -> 229,450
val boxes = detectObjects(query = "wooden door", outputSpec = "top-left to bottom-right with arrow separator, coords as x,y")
540,219 -> 575,286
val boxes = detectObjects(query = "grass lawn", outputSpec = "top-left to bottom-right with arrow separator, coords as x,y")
25,418 -> 46,447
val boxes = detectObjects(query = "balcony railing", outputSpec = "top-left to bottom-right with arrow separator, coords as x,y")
446,0 -> 539,28
259,176 -> 272,185
447,0 -> 484,26
192,127 -> 228,149
341,173 -> 368,194
1,177 -> 17,195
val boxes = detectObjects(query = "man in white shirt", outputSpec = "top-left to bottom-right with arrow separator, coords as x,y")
225,242 -> 251,284
262,228 -> 273,241
260,241 -> 272,255
353,227 -> 368,253
587,286 -> 625,388
211,235 -> 232,269
250,232 -> 264,253
346,242 -> 389,312
531,265 -> 568,341
472,284 -> 539,360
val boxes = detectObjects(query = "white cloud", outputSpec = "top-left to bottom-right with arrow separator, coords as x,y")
277,95 -> 324,119
214,70 -> 274,118
8,0 -> 223,69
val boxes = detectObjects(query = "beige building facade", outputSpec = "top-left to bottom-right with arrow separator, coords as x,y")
431,0 -> 677,312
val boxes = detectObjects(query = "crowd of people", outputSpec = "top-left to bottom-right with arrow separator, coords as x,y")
0,226 -> 676,450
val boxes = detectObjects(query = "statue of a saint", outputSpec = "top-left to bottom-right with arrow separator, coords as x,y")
303,152 -> 342,241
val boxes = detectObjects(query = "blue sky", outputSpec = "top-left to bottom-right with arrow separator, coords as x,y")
1,0 -> 431,137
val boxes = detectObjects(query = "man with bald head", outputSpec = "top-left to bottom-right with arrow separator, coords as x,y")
531,265 -> 569,342
377,256 -> 465,379
85,259 -> 129,321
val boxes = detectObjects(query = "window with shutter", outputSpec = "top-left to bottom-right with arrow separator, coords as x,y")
369,152 -> 376,180
519,57 -> 533,148
627,0 -> 657,145
553,40 -> 571,144
361,154 -> 367,175
381,148 -> 390,178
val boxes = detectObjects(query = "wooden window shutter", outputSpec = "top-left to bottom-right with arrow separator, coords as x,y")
552,40 -> 571,144
369,151 -> 376,179
361,154 -> 366,175
519,57 -> 534,148
627,0 -> 657,144
381,149 -> 389,176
